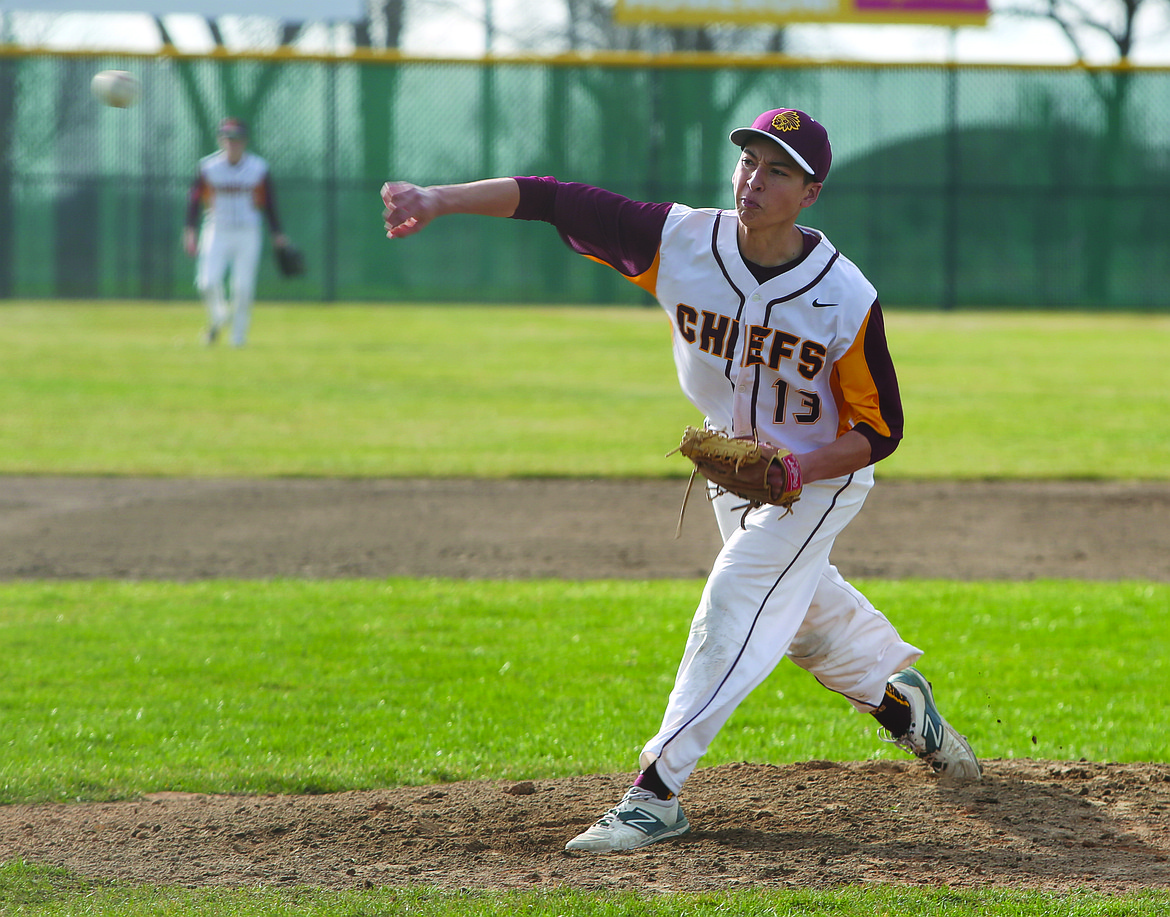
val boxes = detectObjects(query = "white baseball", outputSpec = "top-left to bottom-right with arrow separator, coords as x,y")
91,70 -> 140,108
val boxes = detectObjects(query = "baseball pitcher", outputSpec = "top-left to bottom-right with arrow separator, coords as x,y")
379,107 -> 982,855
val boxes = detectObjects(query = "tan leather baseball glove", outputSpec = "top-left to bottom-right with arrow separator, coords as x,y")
671,426 -> 803,511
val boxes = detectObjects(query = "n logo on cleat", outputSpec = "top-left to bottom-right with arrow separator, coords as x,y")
618,808 -> 667,836
920,715 -> 945,752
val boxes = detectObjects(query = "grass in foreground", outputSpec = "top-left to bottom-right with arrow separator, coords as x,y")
0,578 -> 1164,803
2,302 -> 1168,478
1,861 -> 1167,916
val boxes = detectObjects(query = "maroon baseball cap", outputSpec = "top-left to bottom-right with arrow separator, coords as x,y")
217,117 -> 248,139
729,109 -> 832,183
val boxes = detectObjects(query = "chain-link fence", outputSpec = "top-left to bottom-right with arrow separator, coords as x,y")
2,50 -> 1168,309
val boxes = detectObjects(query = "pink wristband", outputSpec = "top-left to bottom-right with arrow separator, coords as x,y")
779,452 -> 803,495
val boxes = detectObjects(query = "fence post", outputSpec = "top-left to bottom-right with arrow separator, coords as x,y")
324,60 -> 338,302
942,61 -> 958,311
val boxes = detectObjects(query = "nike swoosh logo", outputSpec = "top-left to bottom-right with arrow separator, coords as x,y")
811,299 -> 838,308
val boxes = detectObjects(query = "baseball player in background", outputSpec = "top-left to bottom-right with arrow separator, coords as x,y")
379,107 -> 982,854
183,117 -> 288,347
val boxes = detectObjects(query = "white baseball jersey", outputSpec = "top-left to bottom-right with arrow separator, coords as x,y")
190,150 -> 275,231
512,179 -> 902,459
649,205 -> 894,454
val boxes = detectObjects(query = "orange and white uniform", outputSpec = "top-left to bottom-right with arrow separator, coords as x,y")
186,150 -> 281,346
513,178 -> 920,792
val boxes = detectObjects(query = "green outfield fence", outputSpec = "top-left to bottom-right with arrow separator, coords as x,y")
1,48 -> 1169,309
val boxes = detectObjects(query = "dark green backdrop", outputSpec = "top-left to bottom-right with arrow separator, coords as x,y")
2,51 -> 1167,309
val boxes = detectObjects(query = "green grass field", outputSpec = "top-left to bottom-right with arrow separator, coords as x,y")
2,302 -> 1167,478
2,577 -> 1164,805
2,865 -> 1167,917
1,302 -> 1168,915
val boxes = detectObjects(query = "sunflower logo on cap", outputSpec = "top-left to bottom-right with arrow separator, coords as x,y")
771,111 -> 801,132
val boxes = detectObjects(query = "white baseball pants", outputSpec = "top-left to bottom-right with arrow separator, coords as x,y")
196,224 -> 262,346
640,468 -> 922,793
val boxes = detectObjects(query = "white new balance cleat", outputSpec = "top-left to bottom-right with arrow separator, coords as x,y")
882,667 -> 982,783
565,786 -> 691,853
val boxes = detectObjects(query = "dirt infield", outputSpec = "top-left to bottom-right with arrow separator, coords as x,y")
1,476 -> 1168,893
3,476 -> 1169,582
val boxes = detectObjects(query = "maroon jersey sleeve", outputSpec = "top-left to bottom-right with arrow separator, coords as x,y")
511,176 -> 670,280
257,173 -> 283,234
185,173 -> 207,230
